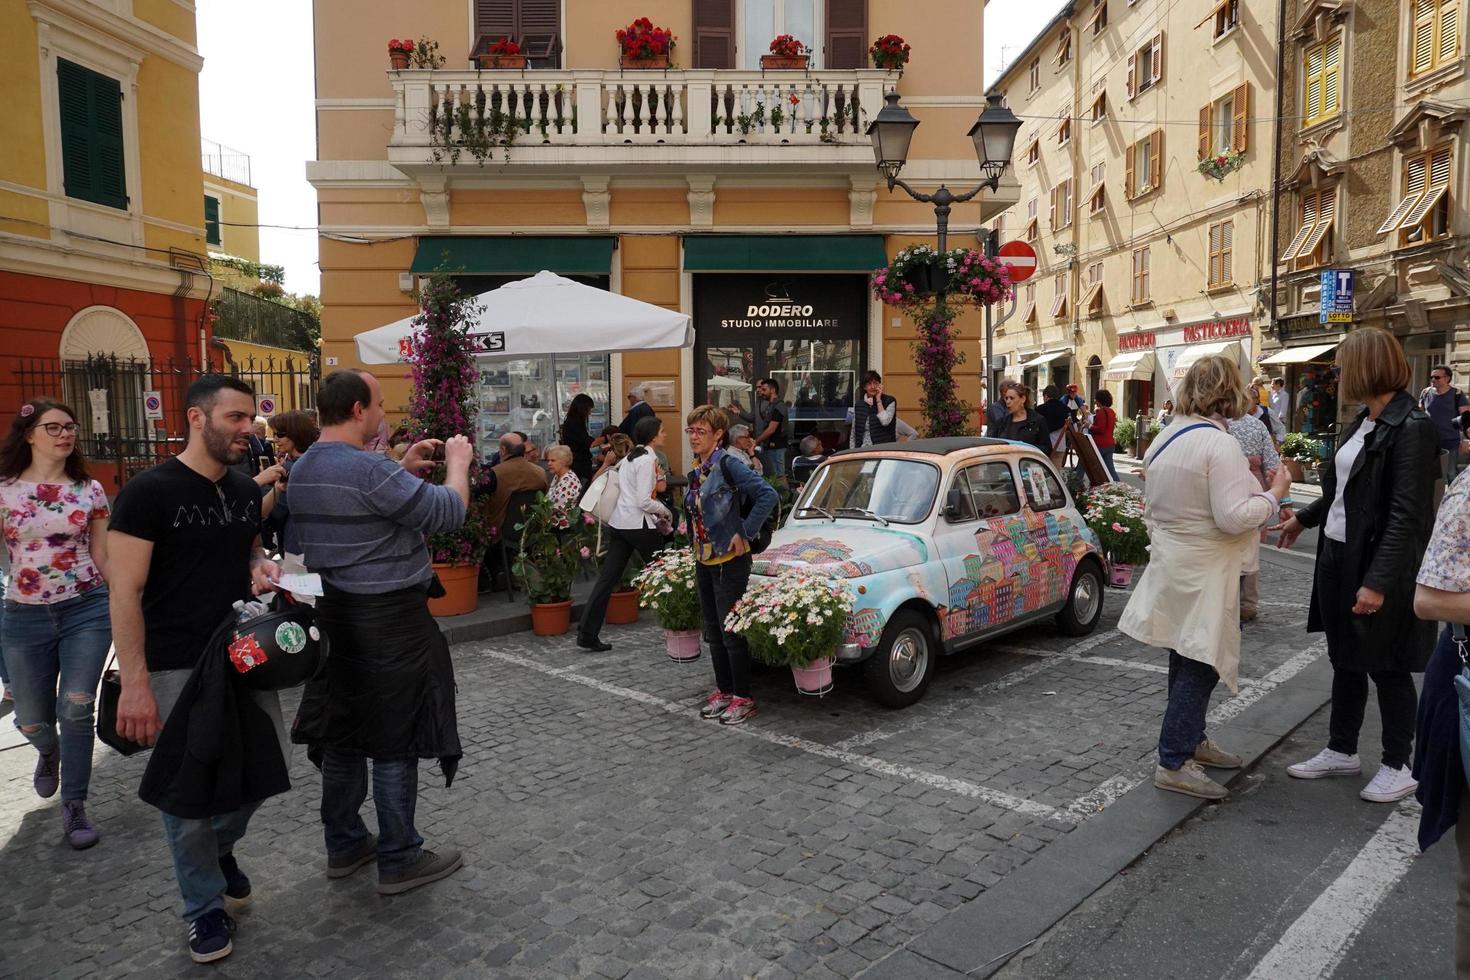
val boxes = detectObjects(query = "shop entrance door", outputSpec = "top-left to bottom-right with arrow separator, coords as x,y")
766,338 -> 857,452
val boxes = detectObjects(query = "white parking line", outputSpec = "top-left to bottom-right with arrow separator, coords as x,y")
1242,801 -> 1422,980
484,648 -> 1080,825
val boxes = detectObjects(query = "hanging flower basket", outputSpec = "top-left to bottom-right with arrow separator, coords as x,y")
871,245 -> 1015,314
870,34 -> 911,71
1198,149 -> 1246,181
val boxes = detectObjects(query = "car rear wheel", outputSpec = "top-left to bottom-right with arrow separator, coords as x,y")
864,609 -> 935,709
1056,561 -> 1105,636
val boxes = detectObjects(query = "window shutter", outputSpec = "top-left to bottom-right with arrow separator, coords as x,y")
1198,104 -> 1212,160
1324,37 -> 1341,115
1414,0 -> 1437,72
1049,186 -> 1058,229
825,0 -> 868,70
474,0 -> 517,41
1440,0 -> 1460,61
1126,52 -> 1136,98
693,0 -> 737,69
1304,44 -> 1323,120
1125,140 -> 1135,198
58,58 -> 127,211
1149,130 -> 1163,187
1221,221 -> 1233,282
1231,82 -> 1249,152
1432,146 -> 1452,185
519,0 -> 562,66
1407,155 -> 1428,192
1150,33 -> 1164,83
204,196 -> 221,246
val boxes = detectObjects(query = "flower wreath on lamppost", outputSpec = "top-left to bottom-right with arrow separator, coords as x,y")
867,90 -> 1022,434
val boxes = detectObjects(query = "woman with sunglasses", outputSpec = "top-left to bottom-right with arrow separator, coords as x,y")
0,399 -> 113,848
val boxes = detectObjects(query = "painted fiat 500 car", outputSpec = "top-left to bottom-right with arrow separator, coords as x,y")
750,437 -> 1106,708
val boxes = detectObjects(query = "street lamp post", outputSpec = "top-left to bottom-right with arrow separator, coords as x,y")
867,91 -> 1022,417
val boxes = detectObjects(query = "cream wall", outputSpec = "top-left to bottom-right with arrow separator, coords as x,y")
205,176 -> 261,261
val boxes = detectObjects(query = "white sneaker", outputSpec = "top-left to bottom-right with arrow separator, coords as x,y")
1287,747 -> 1361,779
1360,764 -> 1418,803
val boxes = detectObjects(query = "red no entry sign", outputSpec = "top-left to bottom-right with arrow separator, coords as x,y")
997,240 -> 1038,283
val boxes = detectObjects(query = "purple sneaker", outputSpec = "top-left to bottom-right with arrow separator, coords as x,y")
61,800 -> 98,850
34,749 -> 59,799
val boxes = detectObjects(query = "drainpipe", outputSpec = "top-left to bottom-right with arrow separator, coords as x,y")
1070,17 -> 1083,380
1268,0 -> 1288,342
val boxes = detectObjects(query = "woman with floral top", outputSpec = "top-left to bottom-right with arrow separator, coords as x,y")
545,445 -> 583,531
0,399 -> 113,849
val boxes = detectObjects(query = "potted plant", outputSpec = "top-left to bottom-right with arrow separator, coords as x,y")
607,552 -> 644,626
869,34 -> 911,71
727,571 -> 854,694
388,38 -> 414,70
1198,148 -> 1246,181
616,18 -> 675,69
408,36 -> 446,69
761,34 -> 810,70
511,494 -> 582,635
406,273 -> 493,617
1136,418 -> 1162,456
634,549 -> 702,661
1279,432 -> 1324,483
477,36 -> 526,69
871,245 -> 1014,310
1080,483 -> 1149,587
1114,417 -> 1137,454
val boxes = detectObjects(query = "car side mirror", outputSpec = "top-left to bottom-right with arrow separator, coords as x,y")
941,503 -> 963,521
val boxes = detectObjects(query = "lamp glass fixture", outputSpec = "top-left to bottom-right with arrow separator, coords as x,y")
867,90 -> 920,181
968,93 -> 1022,175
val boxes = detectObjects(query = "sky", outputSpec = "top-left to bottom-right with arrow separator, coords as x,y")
194,0 -> 1065,300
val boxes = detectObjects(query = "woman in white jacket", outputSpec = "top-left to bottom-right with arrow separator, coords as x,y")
1121,355 -> 1292,801
576,416 -> 672,652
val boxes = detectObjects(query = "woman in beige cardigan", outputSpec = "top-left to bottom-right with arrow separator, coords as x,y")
1121,355 -> 1292,801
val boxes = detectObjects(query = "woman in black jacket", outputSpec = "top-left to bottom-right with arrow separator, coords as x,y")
989,381 -> 1052,456
1275,327 -> 1438,803
560,393 -> 602,485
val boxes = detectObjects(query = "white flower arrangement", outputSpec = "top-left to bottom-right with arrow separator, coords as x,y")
725,570 -> 854,668
1080,482 -> 1149,565
634,548 -> 701,631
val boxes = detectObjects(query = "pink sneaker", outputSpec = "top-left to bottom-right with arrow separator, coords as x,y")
699,690 -> 733,720
719,697 -> 757,726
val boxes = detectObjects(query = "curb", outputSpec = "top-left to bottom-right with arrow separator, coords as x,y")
437,598 -> 592,645
857,569 -> 1333,979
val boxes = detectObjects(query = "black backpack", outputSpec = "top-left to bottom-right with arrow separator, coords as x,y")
718,455 -> 777,554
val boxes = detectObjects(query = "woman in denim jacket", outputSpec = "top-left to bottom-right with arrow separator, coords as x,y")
684,405 -> 778,726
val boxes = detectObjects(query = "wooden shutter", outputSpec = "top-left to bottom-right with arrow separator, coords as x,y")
58,58 -> 126,211
1125,139 -> 1136,198
1414,0 -> 1438,73
1304,44 -> 1323,120
475,0 -> 560,65
1440,0 -> 1460,62
826,0 -> 868,69
1432,145 -> 1452,184
1198,104 -> 1212,160
1149,32 -> 1164,83
1049,185 -> 1058,229
1231,82 -> 1249,152
475,0 -> 516,42
1126,52 -> 1136,98
204,196 -> 221,246
693,0 -> 736,69
1323,36 -> 1342,116
1148,129 -> 1163,188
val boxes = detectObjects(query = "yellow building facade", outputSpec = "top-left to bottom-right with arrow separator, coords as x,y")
988,0 -> 1279,424
311,0 -> 1012,470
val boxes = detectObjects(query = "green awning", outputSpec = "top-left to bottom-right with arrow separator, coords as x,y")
410,236 -> 616,276
683,235 -> 888,272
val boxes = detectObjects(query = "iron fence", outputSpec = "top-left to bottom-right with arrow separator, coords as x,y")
213,287 -> 318,351
15,353 -> 319,488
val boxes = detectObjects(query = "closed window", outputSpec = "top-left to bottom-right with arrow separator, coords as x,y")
740,0 -> 819,70
1051,179 -> 1074,230
1131,246 -> 1151,304
1019,459 -> 1065,511
1282,187 -> 1336,269
1207,220 -> 1233,287
1126,130 -> 1164,198
966,462 -> 1021,518
204,195 -> 222,247
1030,58 -> 1041,92
1303,33 -> 1343,125
1378,145 -> 1453,245
1410,0 -> 1460,77
57,59 -> 127,211
944,469 -> 979,522
1126,33 -> 1164,98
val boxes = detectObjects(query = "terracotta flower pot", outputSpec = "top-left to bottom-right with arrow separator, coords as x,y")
607,589 -> 640,625
1282,458 -> 1305,483
663,629 -> 701,662
389,51 -> 411,70
791,655 -> 835,695
1108,563 -> 1134,588
621,55 -> 670,69
531,599 -> 573,636
760,54 -> 810,70
427,562 -> 478,617
478,54 -> 527,69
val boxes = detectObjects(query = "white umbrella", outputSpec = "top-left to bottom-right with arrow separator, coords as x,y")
354,270 -> 694,364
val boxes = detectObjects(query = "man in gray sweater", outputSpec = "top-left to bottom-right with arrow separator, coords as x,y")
287,369 -> 471,896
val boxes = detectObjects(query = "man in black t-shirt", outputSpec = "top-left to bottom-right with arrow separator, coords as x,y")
109,375 -> 281,965
752,377 -> 789,485
1036,385 -> 1071,463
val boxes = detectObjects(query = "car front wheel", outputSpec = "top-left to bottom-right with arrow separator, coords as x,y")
1056,560 -> 1105,636
864,609 -> 935,709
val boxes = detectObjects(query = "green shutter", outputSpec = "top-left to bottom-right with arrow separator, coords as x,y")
204,195 -> 221,245
57,58 -> 127,210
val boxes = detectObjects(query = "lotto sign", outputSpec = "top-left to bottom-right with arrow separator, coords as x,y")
997,240 -> 1038,283
142,390 -> 164,421
1320,269 -> 1355,324
257,394 -> 279,417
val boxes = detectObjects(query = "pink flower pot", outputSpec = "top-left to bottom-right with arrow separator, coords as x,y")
664,629 -> 701,662
1109,563 -> 1134,588
791,656 -> 835,695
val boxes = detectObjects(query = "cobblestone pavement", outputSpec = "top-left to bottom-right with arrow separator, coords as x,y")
0,556 -> 1316,979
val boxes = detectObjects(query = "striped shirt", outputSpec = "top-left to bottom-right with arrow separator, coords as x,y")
287,441 -> 467,594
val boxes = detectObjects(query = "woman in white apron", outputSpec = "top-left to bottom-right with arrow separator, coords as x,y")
1121,355 -> 1292,801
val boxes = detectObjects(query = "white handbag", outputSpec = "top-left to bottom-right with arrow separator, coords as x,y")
580,462 -> 621,524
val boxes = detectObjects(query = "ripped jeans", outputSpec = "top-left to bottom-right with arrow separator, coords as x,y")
4,587 -> 112,801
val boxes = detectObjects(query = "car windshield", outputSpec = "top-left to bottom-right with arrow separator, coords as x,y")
797,458 -> 939,525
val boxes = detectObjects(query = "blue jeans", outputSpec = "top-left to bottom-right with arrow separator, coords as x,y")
695,555 -> 754,698
1099,447 -> 1120,481
4,587 -> 111,801
1158,651 -> 1220,769
320,749 -> 422,872
759,447 -> 787,483
161,803 -> 260,920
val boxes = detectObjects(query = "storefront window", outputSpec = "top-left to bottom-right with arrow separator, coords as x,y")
477,355 -> 611,458
1289,363 -> 1337,436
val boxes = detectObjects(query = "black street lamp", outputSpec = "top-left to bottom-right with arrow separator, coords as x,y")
868,90 -> 1021,415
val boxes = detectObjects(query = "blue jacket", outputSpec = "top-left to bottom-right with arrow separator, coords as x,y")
686,449 -> 778,558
